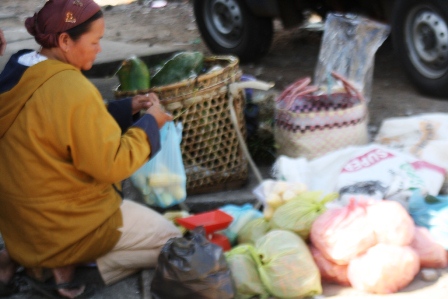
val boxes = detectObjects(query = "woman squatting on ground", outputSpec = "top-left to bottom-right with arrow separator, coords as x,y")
0,0 -> 182,298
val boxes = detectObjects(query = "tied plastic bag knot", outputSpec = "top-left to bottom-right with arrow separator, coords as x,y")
151,226 -> 236,299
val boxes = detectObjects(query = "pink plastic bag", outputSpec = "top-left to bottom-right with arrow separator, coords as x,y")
310,199 -> 377,265
367,200 -> 415,246
309,245 -> 350,286
410,226 -> 448,268
347,244 -> 420,294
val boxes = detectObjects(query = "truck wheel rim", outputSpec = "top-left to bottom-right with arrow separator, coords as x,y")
206,0 -> 243,47
405,5 -> 448,79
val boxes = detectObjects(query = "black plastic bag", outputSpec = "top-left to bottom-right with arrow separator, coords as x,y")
150,227 -> 236,299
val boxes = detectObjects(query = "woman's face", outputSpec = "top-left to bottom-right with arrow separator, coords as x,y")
64,17 -> 105,70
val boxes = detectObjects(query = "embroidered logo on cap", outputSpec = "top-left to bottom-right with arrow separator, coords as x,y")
73,0 -> 84,6
65,12 -> 77,23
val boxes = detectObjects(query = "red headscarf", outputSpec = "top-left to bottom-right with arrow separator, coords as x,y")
25,0 -> 102,48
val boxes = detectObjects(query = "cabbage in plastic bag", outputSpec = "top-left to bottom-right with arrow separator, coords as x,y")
225,244 -> 270,299
237,217 -> 271,245
255,230 -> 322,299
270,191 -> 338,239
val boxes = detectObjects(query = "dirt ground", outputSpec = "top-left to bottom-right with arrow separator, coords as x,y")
3,0 -> 448,136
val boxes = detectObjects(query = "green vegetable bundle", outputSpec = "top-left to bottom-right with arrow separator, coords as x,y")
151,51 -> 204,87
116,55 -> 150,91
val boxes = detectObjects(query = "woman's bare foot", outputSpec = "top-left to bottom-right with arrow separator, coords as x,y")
52,266 -> 85,298
0,249 -> 18,285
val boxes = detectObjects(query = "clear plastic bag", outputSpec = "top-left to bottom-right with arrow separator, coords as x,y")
314,13 -> 390,102
131,121 -> 186,208
270,191 -> 338,240
255,230 -> 322,299
225,244 -> 270,299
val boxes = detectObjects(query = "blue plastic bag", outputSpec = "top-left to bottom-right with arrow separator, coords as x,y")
408,190 -> 448,249
219,204 -> 263,245
131,121 -> 187,208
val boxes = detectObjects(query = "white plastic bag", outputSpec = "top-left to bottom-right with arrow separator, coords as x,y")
252,179 -> 307,219
273,144 -> 445,208
375,113 -> 448,189
131,121 -> 187,208
337,145 -> 444,207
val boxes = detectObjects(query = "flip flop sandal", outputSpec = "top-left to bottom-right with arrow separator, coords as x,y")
22,275 -> 94,299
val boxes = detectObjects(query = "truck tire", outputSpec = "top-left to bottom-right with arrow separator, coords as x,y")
193,0 -> 273,63
392,0 -> 448,97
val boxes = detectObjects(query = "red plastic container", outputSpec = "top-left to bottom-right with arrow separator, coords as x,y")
210,233 -> 232,251
176,210 -> 233,235
176,210 -> 233,251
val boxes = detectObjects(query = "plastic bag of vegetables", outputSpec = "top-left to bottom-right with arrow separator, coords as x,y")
270,191 -> 338,240
237,217 -> 271,245
255,230 -> 322,299
253,179 -> 307,220
131,121 -> 186,208
225,244 -> 270,299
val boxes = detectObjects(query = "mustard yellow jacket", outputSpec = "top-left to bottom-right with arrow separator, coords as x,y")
0,59 -> 155,268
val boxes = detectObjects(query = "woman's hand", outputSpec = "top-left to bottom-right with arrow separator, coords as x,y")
131,93 -> 158,115
145,96 -> 173,128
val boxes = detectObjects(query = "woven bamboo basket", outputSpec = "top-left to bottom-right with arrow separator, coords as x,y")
115,55 -> 248,194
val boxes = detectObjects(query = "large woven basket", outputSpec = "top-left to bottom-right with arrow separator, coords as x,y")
115,55 -> 248,194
